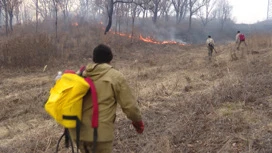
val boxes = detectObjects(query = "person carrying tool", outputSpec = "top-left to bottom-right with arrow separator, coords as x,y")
206,35 -> 216,60
235,31 -> 247,50
68,44 -> 144,153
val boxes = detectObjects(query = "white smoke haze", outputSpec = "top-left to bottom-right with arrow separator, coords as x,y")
1,0 -> 271,43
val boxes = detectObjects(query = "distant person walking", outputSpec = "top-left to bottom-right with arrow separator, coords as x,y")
235,31 -> 247,50
206,35 -> 216,60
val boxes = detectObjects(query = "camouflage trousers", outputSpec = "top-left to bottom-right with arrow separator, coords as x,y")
236,40 -> 247,50
207,46 -> 213,60
78,141 -> 113,153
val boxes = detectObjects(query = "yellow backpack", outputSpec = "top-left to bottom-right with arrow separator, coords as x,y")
45,69 -> 99,153
45,72 -> 90,128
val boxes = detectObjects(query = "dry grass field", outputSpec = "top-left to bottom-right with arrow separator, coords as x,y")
0,23 -> 272,153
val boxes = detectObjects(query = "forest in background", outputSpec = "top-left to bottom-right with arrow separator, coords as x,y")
1,1 -> 272,153
0,0 -> 270,45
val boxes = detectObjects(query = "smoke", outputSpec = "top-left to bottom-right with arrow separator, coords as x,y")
112,17 -> 188,43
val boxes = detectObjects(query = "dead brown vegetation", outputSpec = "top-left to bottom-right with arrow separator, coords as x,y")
0,23 -> 272,153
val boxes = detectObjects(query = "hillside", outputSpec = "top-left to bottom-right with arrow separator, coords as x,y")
0,26 -> 272,153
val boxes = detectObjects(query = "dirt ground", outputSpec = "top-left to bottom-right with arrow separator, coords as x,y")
1,41 -> 272,153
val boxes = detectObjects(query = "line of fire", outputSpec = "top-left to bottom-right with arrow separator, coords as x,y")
71,21 -> 185,46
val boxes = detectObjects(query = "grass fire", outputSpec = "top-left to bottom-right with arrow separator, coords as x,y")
0,1 -> 272,153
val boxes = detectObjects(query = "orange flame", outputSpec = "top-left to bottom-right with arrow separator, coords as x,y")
109,30 -> 185,46
139,35 -> 185,46
139,35 -> 160,44
115,32 -> 132,38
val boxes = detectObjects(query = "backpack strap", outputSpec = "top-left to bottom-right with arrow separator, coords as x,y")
80,66 -> 99,153
56,128 -> 75,153
56,67 -> 99,153
79,66 -> 99,128
84,77 -> 98,153
84,77 -> 99,128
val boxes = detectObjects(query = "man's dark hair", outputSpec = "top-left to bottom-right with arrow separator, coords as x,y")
237,31 -> 240,33
93,44 -> 113,63
208,35 -> 211,38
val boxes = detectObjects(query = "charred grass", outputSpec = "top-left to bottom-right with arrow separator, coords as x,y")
0,23 -> 272,153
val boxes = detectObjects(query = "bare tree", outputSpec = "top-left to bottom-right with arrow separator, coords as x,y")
14,2 -> 20,23
188,0 -> 205,31
130,3 -> 137,42
105,0 -> 113,34
150,0 -> 160,23
32,0 -> 72,21
197,0 -> 216,27
0,0 -> 22,32
81,0 -> 105,19
34,0 -> 51,20
35,0 -> 38,32
51,0 -> 58,39
171,0 -> 187,24
1,0 -> 9,35
159,0 -> 171,22
92,0 -> 107,20
138,2 -> 149,18
114,2 -> 122,33
216,0 -> 232,30
22,2 -> 29,23
58,0 -> 69,21
0,3 -> 2,26
79,0 -> 90,18
49,0 -> 72,38
7,0 -> 22,31
104,0 -> 151,34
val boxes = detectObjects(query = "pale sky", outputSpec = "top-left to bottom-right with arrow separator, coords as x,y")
229,0 -> 268,24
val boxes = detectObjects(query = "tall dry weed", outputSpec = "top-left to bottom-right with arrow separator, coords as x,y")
0,34 -> 56,67
247,33 -> 272,51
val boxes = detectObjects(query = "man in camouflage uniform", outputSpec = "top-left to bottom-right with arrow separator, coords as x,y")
206,35 -> 215,60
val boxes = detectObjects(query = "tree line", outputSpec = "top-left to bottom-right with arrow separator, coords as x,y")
0,0 -> 233,37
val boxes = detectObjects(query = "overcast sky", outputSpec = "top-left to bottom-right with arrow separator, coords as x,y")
229,0 -> 268,24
